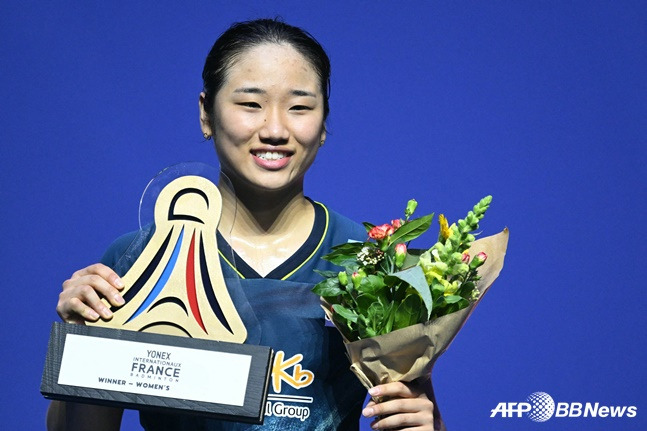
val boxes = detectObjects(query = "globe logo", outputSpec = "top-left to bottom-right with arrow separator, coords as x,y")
526,392 -> 555,422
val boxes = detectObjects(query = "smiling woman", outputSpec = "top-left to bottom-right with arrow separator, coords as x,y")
48,19 -> 440,431
201,43 -> 326,196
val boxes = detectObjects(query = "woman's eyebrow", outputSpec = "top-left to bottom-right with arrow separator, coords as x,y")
234,87 -> 265,94
291,89 -> 316,97
233,87 -> 316,97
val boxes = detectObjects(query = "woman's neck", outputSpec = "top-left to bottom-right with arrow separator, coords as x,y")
217,174 -> 311,238
216,174 -> 316,277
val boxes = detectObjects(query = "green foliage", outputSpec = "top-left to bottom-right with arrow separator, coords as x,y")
388,266 -> 432,320
389,214 -> 433,245
311,277 -> 344,297
322,242 -> 364,266
312,196 -> 492,341
393,294 -> 424,330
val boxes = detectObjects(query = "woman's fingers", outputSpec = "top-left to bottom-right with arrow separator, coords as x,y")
363,397 -> 432,418
71,263 -> 125,291
366,401 -> 434,430
369,381 -> 420,399
363,382 -> 435,430
57,264 -> 125,322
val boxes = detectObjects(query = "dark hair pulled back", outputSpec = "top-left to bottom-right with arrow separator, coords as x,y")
202,19 -> 331,119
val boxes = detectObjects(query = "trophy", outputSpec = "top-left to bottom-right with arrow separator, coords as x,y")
41,165 -> 273,424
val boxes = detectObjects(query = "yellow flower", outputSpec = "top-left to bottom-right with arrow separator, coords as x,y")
439,214 -> 452,240
443,281 -> 459,296
418,250 -> 448,284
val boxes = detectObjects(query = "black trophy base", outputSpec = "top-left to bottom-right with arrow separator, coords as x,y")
41,322 -> 273,424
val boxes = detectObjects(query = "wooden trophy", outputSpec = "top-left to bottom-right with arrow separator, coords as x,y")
42,175 -> 273,424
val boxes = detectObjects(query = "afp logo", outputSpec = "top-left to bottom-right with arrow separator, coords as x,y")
490,392 -> 555,422
490,392 -> 638,422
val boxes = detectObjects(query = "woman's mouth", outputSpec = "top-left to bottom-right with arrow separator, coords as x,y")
251,150 -> 292,169
252,150 -> 288,161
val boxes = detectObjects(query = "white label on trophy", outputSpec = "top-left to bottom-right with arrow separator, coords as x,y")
58,334 -> 252,406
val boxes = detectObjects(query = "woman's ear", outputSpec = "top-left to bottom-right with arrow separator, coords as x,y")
199,92 -> 213,137
320,128 -> 327,146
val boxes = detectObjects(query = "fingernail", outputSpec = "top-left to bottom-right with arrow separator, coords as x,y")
362,407 -> 374,418
88,310 -> 100,319
115,278 -> 125,288
368,387 -> 379,396
100,306 -> 112,317
114,294 -> 125,305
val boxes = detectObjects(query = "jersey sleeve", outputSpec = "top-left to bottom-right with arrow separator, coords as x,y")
99,224 -> 155,276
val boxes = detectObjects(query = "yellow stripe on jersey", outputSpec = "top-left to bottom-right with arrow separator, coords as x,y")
281,201 -> 329,280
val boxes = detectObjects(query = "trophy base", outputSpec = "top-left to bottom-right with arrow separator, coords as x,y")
41,322 -> 273,424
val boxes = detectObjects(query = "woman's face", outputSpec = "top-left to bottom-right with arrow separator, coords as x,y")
200,43 -> 326,194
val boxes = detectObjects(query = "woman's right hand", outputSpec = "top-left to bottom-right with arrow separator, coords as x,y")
57,263 -> 126,324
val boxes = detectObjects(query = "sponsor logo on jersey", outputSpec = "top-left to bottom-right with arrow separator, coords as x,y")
265,350 -> 315,422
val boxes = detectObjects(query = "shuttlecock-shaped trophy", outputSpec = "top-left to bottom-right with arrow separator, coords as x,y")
42,170 -> 273,424
87,176 -> 247,343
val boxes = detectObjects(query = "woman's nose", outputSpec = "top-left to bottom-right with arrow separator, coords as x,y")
258,108 -> 289,143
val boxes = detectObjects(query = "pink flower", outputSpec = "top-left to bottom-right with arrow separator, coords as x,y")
461,252 -> 470,263
391,219 -> 402,229
469,251 -> 488,269
351,271 -> 365,288
368,223 -> 395,240
395,243 -> 407,268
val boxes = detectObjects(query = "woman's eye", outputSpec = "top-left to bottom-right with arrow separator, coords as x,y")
238,102 -> 261,108
290,105 -> 312,111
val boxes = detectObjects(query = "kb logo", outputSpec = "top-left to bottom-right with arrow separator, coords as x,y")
491,392 -> 637,422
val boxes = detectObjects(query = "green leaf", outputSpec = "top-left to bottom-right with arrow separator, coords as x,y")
358,320 -> 376,339
440,297 -> 470,315
366,301 -> 390,334
332,304 -> 358,323
400,248 -> 424,268
357,276 -> 389,306
313,269 -> 340,279
312,278 -> 345,298
443,295 -> 464,304
389,266 -> 433,319
458,281 -> 475,297
383,303 -> 396,334
322,242 -> 365,265
390,213 -> 434,244
367,301 -> 385,322
393,294 -> 423,330
355,293 -> 376,311
357,275 -> 386,295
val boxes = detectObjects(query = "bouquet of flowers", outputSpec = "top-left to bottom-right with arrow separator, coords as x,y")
312,196 -> 508,400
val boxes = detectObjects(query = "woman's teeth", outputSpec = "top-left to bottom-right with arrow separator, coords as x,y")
254,151 -> 287,160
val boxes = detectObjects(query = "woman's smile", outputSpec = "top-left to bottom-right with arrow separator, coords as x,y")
251,149 -> 293,170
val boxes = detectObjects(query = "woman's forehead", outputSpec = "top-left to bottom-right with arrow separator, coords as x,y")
223,43 -> 321,93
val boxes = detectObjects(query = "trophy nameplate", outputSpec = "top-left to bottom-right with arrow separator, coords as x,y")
42,176 -> 273,424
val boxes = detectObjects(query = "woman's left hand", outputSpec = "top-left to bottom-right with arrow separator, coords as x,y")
362,380 -> 438,430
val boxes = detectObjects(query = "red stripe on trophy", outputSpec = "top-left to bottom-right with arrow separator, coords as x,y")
186,231 -> 206,332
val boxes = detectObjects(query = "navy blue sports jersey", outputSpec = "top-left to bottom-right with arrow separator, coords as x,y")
101,200 -> 367,430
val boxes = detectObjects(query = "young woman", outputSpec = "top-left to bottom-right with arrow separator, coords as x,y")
48,19 -> 442,431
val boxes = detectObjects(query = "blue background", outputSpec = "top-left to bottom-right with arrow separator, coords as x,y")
1,1 -> 645,430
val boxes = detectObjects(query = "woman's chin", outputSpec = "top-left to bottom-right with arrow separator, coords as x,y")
227,174 -> 303,196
